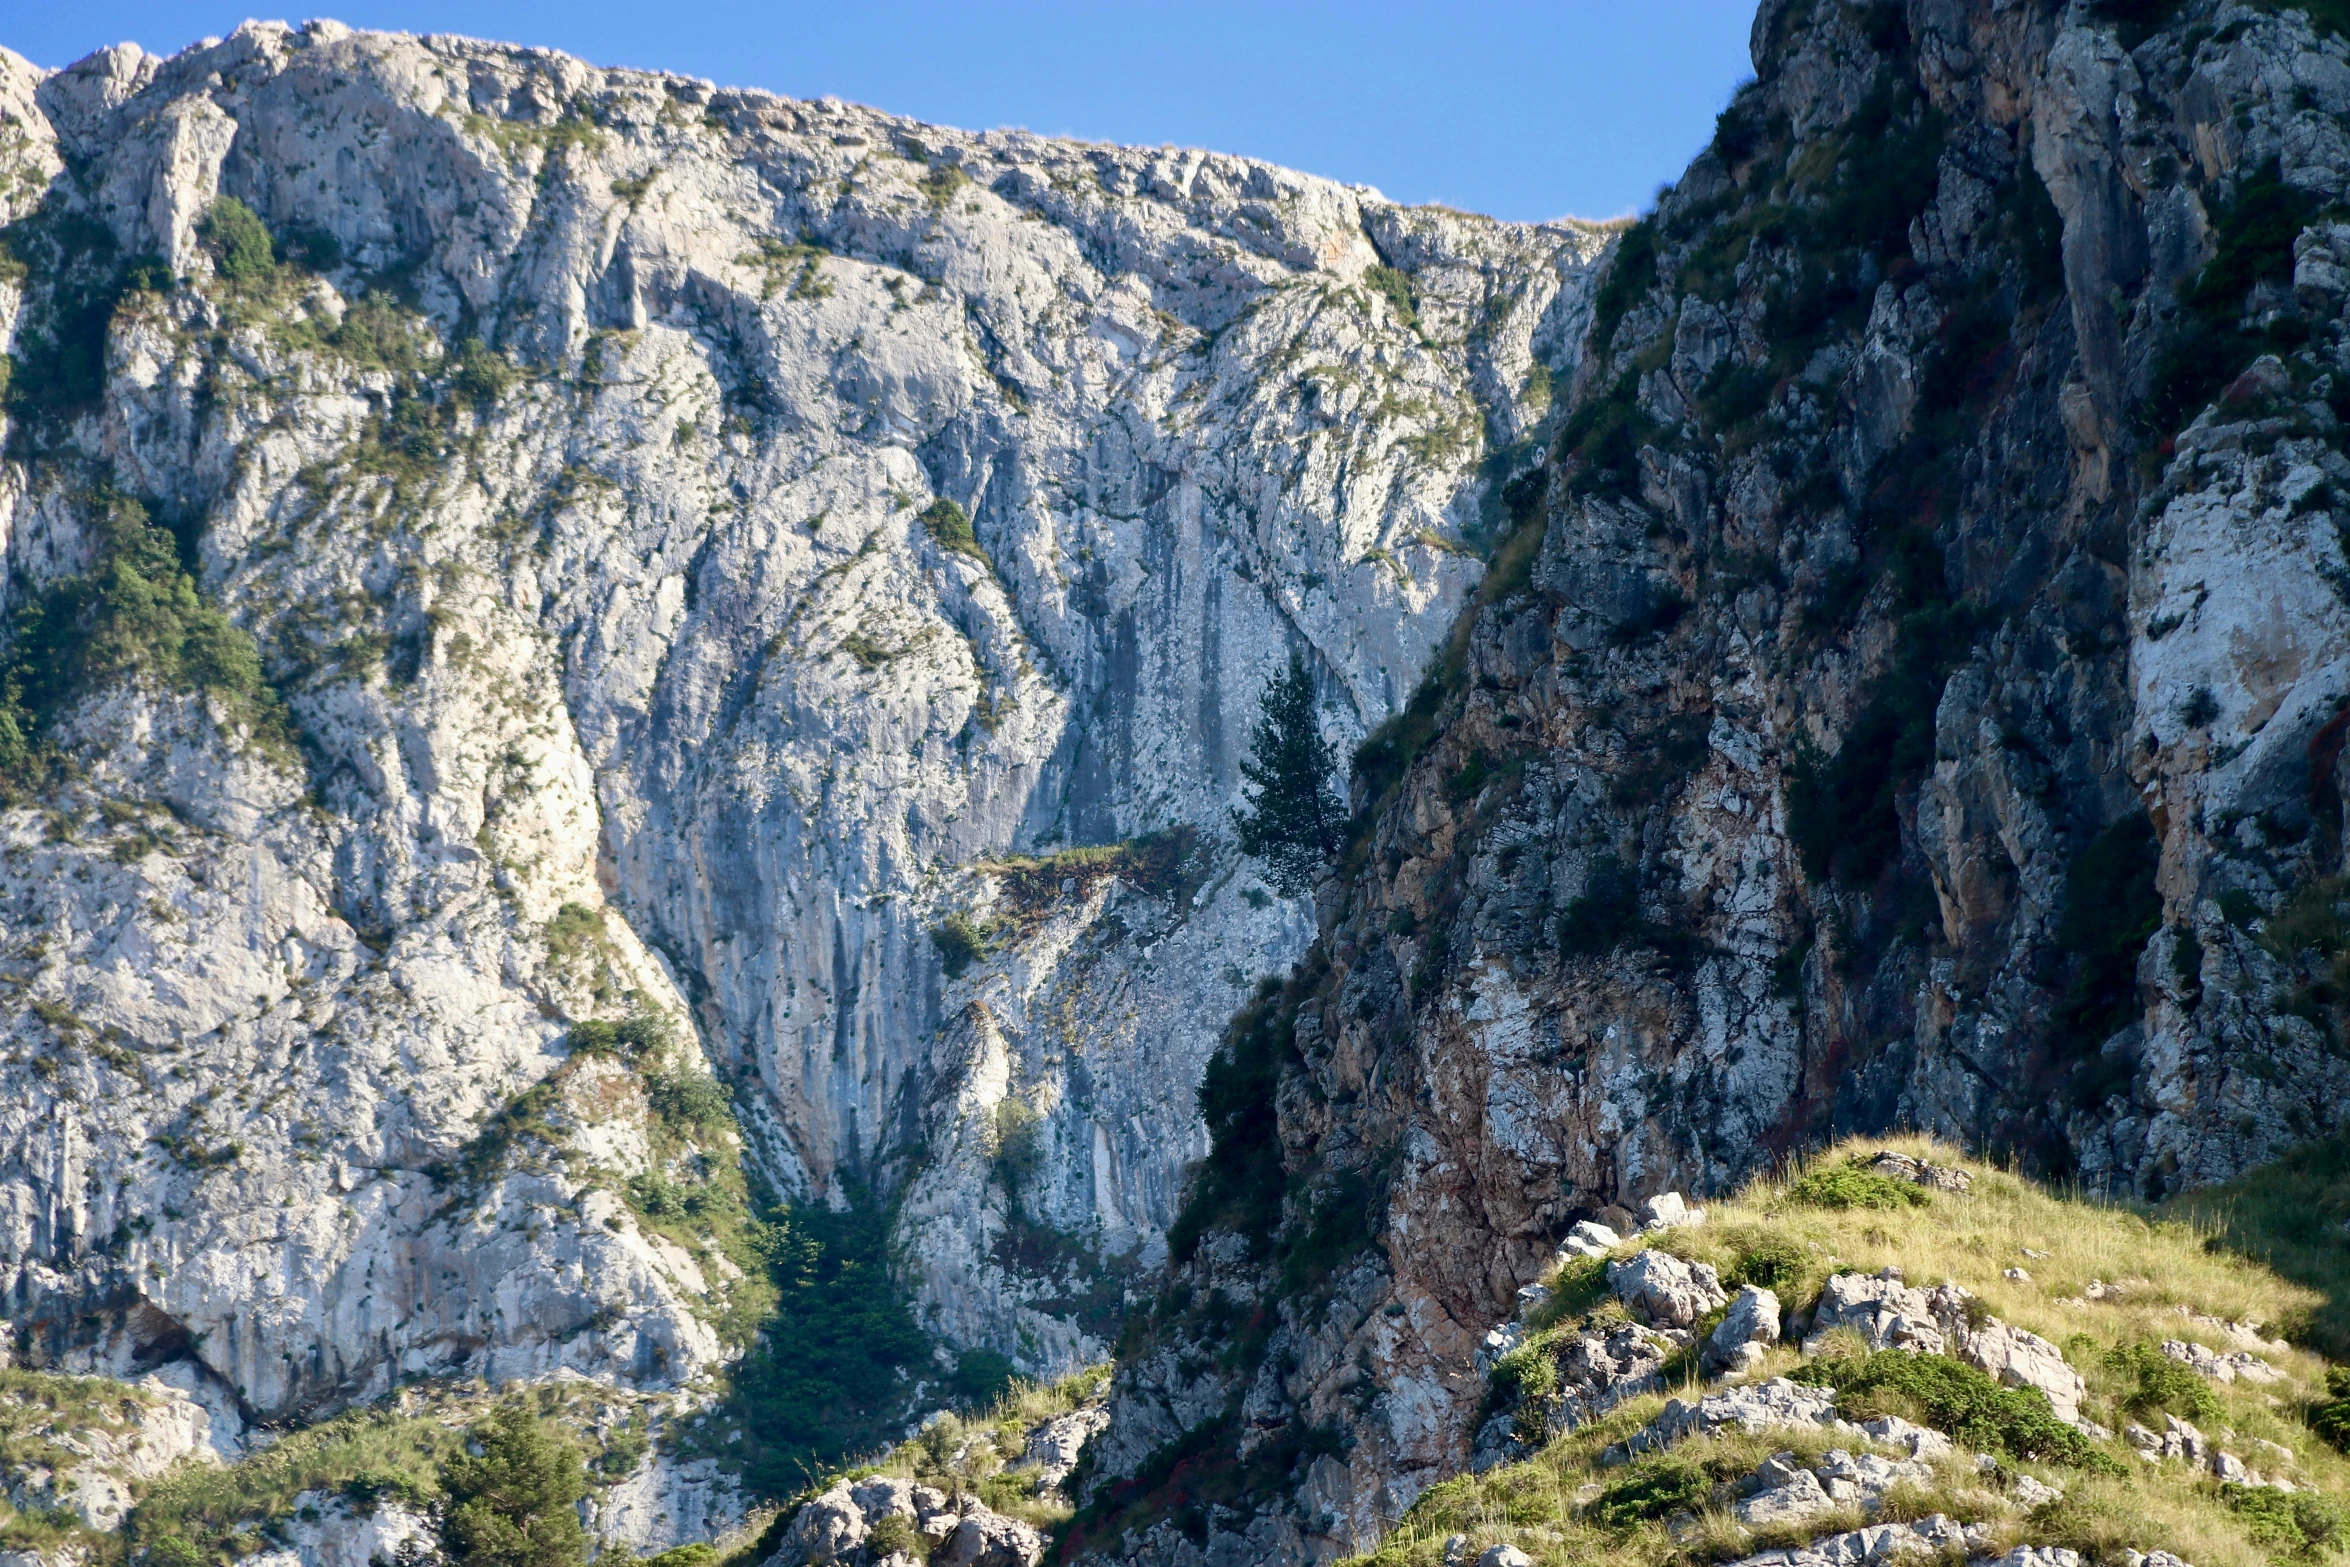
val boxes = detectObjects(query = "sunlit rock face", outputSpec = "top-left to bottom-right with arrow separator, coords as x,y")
0,14 -> 1602,1449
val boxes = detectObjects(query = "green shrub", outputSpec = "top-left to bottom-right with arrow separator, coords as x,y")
1556,374 -> 1655,497
0,488 -> 292,791
640,1546 -> 721,1567
2144,160 -> 2318,436
1812,86 -> 1944,260
1588,221 -> 1656,353
2224,1482 -> 2350,1560
1488,1330 -> 1564,1442
932,912 -> 999,979
1165,980 -> 1296,1263
439,1402 -> 589,1567
951,1349 -> 1016,1408
592,1421 -> 649,1482
340,1466 -> 431,1514
2310,1366 -> 2350,1452
127,1400 -> 455,1560
2265,877 -> 2350,961
920,497 -> 987,561
1785,599 -> 1979,887
452,336 -> 519,407
199,196 -> 276,284
2103,1341 -> 2222,1424
1364,265 -> 1419,333
719,1197 -> 932,1494
1559,854 -> 1645,958
645,1069 -> 733,1135
1724,1233 -> 1812,1292
1586,1453 -> 1711,1530
1795,1350 -> 2119,1470
1538,1255 -> 1614,1323
567,1012 -> 671,1059
1784,1163 -> 1930,1212
917,164 -> 970,209
544,902 -> 606,962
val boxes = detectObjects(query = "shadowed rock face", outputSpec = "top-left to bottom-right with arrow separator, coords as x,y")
1082,1 -> 2350,1561
0,18 -> 1600,1430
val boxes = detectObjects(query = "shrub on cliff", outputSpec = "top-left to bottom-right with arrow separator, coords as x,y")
0,488 -> 292,791
198,195 -> 277,284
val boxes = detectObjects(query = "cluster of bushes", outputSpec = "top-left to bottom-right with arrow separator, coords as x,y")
713,1195 -> 933,1495
1784,1161 -> 1932,1212
130,1398 -> 605,1567
0,487 -> 292,795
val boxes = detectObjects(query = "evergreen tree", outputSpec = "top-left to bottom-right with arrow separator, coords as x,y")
439,1403 -> 589,1567
1233,652 -> 1345,893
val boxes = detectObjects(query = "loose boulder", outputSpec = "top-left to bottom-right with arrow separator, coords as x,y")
1705,1284 -> 1782,1374
1609,1249 -> 1727,1328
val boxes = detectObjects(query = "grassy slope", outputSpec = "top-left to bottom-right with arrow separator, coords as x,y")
1350,1135 -> 2350,1567
2168,1138 -> 2350,1361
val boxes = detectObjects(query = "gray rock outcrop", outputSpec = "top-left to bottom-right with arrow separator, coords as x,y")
1806,1273 -> 2088,1426
1706,1284 -> 1783,1374
1608,1248 -> 1727,1327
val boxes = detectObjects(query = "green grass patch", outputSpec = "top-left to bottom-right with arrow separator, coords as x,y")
919,497 -> 990,564
129,1402 -> 460,1565
1794,1349 -> 2119,1470
2163,1133 -> 2350,1356
1783,1162 -> 1930,1212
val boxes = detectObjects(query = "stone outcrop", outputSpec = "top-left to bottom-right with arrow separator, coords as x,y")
770,1476 -> 1045,1567
2159,1337 -> 2283,1384
1706,1283 -> 1783,1374
1863,1151 -> 1972,1193
1608,1248 -> 1728,1328
1806,1271 -> 2089,1426
1723,1514 -> 1993,1567
1732,1446 -> 1936,1527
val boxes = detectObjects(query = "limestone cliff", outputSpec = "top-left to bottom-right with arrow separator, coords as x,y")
1081,1 -> 2350,1562
0,16 -> 1598,1556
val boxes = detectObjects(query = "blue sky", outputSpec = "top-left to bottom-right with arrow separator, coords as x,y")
5,3 -> 1760,223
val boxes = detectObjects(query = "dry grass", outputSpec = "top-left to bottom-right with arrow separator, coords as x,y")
1344,1134 -> 2350,1567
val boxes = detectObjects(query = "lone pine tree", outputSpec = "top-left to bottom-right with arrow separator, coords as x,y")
1233,651 -> 1345,893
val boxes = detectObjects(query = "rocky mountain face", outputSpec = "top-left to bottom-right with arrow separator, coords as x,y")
1076,0 -> 2350,1562
11,0 -> 2350,1563
0,14 -> 1603,1556
0,0 -> 1597,1465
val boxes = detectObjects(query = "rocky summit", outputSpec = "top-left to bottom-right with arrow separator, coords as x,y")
6,0 -> 2350,1564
